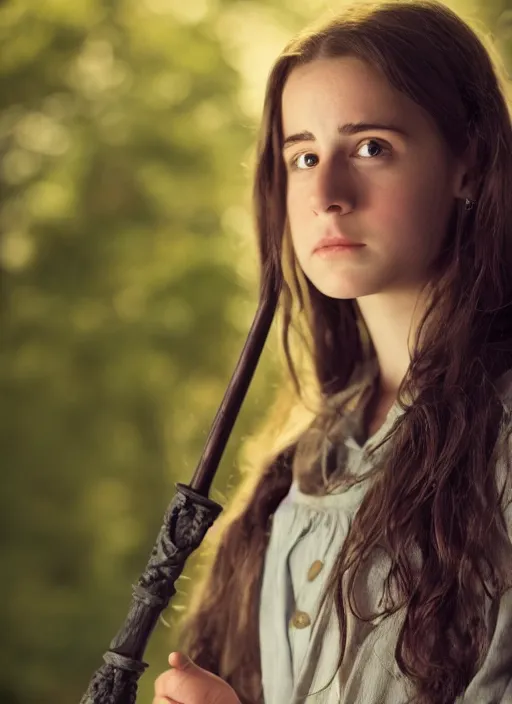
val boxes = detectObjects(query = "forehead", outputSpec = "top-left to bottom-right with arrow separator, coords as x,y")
281,56 -> 431,137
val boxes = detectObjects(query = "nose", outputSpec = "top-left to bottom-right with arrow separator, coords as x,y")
309,159 -> 354,216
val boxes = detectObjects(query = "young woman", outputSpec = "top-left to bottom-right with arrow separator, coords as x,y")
153,1 -> 512,702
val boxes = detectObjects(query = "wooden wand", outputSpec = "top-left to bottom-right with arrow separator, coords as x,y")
80,276 -> 280,704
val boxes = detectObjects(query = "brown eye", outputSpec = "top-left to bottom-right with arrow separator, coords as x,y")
357,139 -> 388,158
293,152 -> 318,169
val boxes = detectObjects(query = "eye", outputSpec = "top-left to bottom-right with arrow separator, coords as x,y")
357,139 -> 389,158
288,139 -> 389,171
290,152 -> 318,170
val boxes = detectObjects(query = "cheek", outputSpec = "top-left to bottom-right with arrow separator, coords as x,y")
286,187 -> 305,220
376,186 -> 434,244
390,161 -> 453,227
286,223 -> 311,274
286,191 -> 310,241
379,184 -> 418,225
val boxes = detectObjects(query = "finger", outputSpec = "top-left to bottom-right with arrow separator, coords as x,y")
153,671 -> 182,698
168,651 -> 192,670
168,651 -> 180,668
152,696 -> 183,704
154,667 -> 190,701
153,670 -> 170,696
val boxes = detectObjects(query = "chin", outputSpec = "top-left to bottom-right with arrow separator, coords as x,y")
308,277 -> 379,300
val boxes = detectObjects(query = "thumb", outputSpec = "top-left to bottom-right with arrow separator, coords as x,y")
168,651 -> 196,671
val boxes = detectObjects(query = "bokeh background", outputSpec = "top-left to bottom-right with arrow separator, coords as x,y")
1,0 -> 512,702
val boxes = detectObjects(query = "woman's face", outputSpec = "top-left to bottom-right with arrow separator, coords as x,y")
281,56 -> 465,300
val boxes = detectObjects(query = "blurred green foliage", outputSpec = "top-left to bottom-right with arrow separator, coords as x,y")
0,0 -> 510,702
0,0 -> 275,701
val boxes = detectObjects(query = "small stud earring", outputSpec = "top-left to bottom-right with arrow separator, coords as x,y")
464,197 -> 477,211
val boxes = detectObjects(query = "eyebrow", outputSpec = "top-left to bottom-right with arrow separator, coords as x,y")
282,122 -> 409,150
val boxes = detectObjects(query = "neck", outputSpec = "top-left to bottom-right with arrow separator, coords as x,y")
355,288 -> 427,397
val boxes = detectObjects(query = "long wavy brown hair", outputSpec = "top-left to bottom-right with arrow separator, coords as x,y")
176,2 -> 512,702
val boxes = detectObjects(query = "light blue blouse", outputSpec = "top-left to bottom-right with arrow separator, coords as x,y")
258,371 -> 512,704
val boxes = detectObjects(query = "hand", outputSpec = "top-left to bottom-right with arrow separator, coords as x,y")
153,651 -> 242,704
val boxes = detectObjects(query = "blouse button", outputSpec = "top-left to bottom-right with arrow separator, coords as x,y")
290,610 -> 311,629
307,559 -> 324,581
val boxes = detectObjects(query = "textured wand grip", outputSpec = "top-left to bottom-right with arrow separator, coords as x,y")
80,482 -> 223,704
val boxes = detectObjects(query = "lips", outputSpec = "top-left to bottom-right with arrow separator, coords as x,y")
313,236 -> 365,253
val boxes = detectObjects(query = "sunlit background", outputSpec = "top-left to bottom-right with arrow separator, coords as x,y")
1,0 -> 511,702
